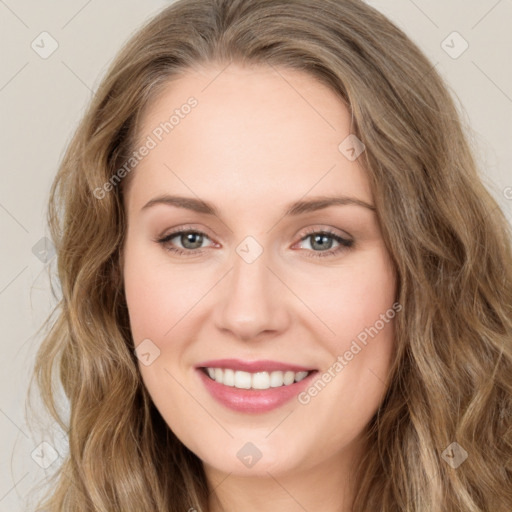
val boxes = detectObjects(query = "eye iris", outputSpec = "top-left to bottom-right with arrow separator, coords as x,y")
181,232 -> 203,249
310,234 -> 333,251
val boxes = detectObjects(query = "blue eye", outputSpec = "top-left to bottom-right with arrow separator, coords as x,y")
157,228 -> 214,256
296,230 -> 354,258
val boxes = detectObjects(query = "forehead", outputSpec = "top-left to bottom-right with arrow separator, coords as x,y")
126,63 -> 372,212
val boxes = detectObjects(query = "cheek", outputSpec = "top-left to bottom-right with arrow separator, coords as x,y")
296,247 -> 398,429
123,241 -> 206,344
297,246 -> 397,351
294,246 -> 398,433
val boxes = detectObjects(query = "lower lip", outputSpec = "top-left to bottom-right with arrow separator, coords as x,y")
196,368 -> 317,413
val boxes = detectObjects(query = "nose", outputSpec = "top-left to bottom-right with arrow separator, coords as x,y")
213,245 -> 291,342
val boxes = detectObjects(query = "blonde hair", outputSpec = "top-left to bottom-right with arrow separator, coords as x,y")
29,0 -> 512,510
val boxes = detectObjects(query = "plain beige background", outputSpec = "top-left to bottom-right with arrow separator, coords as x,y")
0,1 -> 511,510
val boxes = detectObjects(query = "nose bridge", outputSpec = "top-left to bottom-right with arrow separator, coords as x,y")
213,239 -> 289,340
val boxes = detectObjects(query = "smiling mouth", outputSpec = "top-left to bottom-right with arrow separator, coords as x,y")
200,367 -> 317,390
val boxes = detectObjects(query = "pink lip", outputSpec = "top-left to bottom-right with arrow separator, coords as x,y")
196,358 -> 315,373
195,361 -> 318,414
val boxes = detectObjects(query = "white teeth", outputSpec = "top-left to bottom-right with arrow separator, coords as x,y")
269,371 -> 284,387
234,370 -> 252,389
204,368 -> 311,390
294,371 -> 308,382
252,371 -> 270,390
283,371 -> 295,385
223,368 -> 235,387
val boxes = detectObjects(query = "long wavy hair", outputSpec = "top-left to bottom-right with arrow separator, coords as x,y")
28,0 -> 512,510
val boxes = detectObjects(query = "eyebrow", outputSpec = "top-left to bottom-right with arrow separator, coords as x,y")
140,194 -> 376,216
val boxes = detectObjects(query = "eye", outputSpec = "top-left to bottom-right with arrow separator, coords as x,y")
293,228 -> 354,259
156,228 -> 215,257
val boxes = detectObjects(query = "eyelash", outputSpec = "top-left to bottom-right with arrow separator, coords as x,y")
155,226 -> 354,259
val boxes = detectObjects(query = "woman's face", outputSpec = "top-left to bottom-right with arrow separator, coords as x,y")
122,63 -> 398,479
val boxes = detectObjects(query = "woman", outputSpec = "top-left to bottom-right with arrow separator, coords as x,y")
29,0 -> 512,510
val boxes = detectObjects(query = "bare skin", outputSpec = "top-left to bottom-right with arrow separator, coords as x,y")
122,62 -> 397,512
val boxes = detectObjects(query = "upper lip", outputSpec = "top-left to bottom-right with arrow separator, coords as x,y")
196,358 -> 316,373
